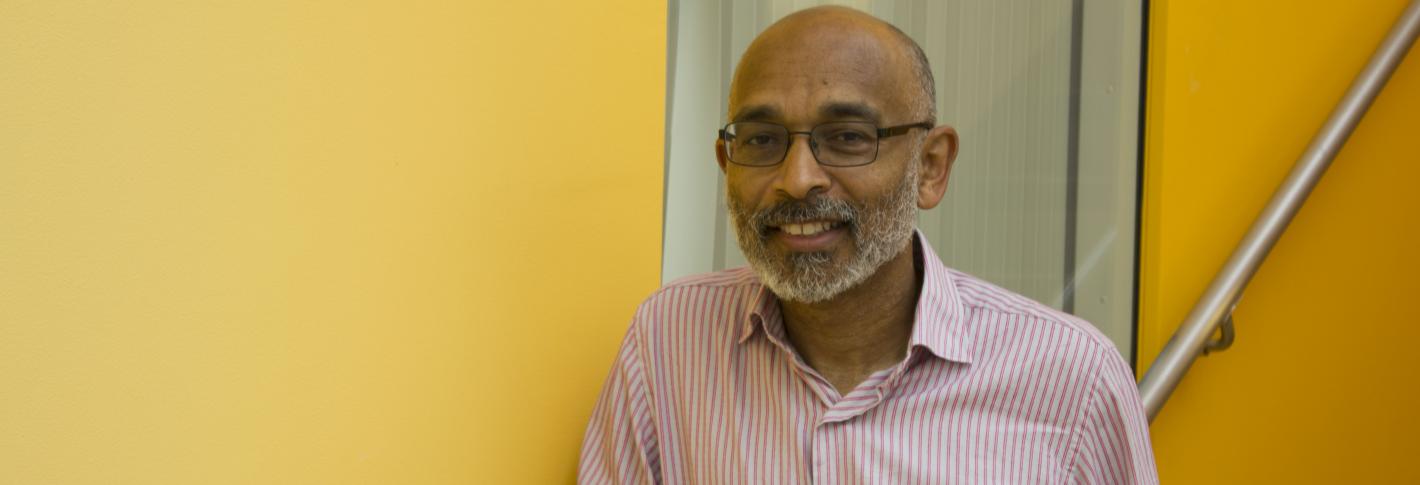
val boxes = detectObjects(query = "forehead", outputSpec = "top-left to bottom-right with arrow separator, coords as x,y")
729,24 -> 914,124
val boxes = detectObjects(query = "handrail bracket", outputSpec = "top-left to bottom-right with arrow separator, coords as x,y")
1202,313 -> 1235,355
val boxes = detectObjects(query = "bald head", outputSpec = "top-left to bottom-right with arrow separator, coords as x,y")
729,6 -> 936,124
716,8 -> 962,305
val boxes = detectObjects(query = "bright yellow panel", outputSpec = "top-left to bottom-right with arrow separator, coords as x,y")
0,2 -> 664,483
1139,0 -> 1420,482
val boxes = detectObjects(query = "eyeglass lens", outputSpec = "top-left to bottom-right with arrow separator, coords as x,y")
725,122 -> 880,167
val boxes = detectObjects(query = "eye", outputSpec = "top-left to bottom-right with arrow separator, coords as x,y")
824,129 -> 873,145
830,131 -> 867,143
746,133 -> 778,146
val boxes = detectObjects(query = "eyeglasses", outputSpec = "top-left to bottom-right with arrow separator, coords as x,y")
718,121 -> 933,167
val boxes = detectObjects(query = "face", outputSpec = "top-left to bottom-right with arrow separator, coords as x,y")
719,21 -> 927,303
726,149 -> 920,303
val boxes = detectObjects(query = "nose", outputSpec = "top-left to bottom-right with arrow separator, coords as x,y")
772,133 -> 831,200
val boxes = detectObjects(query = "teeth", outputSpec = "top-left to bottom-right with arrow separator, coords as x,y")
782,221 -> 833,236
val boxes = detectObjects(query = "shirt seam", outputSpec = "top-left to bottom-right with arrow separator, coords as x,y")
1061,346 -> 1108,482
628,314 -> 664,484
961,300 -> 1078,325
964,304 -> 1117,352
658,269 -> 759,292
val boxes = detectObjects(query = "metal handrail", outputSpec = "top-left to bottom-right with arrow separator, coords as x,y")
1137,0 -> 1420,422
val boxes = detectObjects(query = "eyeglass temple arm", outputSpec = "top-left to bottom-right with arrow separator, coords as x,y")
877,121 -> 935,138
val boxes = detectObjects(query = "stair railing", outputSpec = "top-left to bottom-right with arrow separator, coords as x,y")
1137,0 -> 1420,422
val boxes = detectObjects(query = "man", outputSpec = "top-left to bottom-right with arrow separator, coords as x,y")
580,6 -> 1156,484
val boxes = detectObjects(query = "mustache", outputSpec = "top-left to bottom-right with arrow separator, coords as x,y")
748,196 -> 858,234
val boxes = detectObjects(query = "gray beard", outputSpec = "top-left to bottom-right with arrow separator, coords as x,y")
727,157 -> 920,304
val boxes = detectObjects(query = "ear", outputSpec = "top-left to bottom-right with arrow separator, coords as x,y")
916,125 -> 958,210
715,137 -> 729,174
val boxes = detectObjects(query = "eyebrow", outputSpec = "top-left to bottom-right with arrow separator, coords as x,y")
820,102 -> 881,123
731,105 -> 781,123
729,102 -> 883,124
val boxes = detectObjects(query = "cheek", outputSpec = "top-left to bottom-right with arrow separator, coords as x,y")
726,170 -> 775,206
823,168 -> 890,204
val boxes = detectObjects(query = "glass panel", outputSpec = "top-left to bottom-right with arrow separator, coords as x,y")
661,0 -> 1142,360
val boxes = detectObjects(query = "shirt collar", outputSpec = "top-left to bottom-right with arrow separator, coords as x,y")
735,229 -> 973,365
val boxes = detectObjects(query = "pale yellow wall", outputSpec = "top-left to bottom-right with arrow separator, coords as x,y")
1139,0 -> 1420,482
0,2 -> 664,483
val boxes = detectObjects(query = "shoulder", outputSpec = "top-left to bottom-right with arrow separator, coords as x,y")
946,268 -> 1128,401
660,266 -> 762,292
949,267 -> 1121,361
626,267 -> 763,346
945,268 -> 1143,433
634,267 -> 761,316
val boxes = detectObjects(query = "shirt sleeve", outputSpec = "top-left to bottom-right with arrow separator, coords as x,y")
577,326 -> 661,485
1068,346 -> 1160,484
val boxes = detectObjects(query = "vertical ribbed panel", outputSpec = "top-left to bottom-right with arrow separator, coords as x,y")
916,0 -> 1074,307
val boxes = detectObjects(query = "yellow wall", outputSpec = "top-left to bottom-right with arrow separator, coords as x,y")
0,2 -> 664,483
1139,0 -> 1420,482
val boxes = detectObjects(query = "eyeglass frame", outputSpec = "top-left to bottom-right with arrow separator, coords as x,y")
718,120 -> 935,167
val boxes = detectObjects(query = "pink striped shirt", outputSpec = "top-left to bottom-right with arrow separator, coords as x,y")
580,233 -> 1157,484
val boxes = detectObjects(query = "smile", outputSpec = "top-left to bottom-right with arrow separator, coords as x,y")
775,220 -> 846,236
769,220 -> 849,252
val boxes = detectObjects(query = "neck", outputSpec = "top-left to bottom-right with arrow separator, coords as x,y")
779,236 -> 923,395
